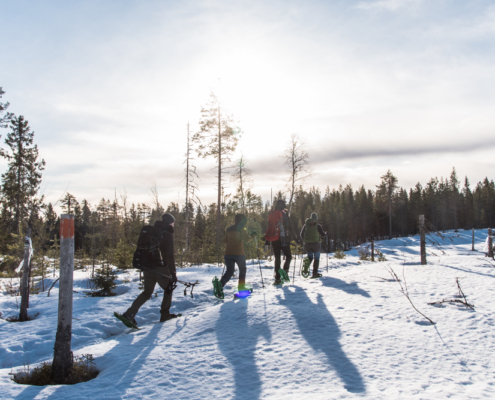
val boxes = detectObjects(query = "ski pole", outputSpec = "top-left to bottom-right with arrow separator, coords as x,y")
293,242 -> 297,284
255,236 -> 265,289
326,236 -> 329,273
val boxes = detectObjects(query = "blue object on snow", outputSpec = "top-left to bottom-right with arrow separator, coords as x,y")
234,290 -> 251,299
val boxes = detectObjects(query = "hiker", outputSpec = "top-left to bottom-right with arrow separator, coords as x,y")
221,214 -> 257,291
122,213 -> 178,326
265,199 -> 295,284
300,212 -> 327,278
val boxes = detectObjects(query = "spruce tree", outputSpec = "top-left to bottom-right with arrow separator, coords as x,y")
0,115 -> 45,233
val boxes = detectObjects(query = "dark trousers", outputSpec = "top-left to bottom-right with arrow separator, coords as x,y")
305,242 -> 321,261
222,254 -> 247,289
271,239 -> 292,280
128,266 -> 172,317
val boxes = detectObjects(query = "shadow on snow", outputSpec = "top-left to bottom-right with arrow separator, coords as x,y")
216,299 -> 272,400
277,285 -> 366,394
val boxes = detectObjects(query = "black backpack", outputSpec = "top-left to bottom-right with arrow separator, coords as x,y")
132,225 -> 163,270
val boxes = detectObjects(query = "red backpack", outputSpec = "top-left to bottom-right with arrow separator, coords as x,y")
265,210 -> 283,241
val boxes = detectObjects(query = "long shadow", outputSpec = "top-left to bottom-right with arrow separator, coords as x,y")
216,299 -> 271,400
442,264 -> 495,278
320,276 -> 371,298
277,287 -> 366,393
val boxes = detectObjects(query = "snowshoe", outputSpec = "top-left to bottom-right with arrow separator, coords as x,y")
279,269 -> 290,283
302,258 -> 312,278
212,276 -> 224,299
114,312 -> 140,330
310,273 -> 323,279
234,290 -> 252,299
273,279 -> 283,286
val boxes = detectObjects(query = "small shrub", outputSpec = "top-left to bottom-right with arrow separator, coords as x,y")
358,248 -> 370,261
334,249 -> 346,259
12,354 -> 98,386
88,265 -> 117,296
376,250 -> 387,262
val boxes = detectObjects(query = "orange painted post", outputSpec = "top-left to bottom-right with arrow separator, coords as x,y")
53,214 -> 75,383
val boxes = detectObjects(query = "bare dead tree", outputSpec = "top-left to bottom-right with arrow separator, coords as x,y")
232,155 -> 251,214
284,134 -> 311,215
182,122 -> 201,251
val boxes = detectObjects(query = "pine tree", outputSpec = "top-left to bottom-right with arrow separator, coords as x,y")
0,116 -> 45,233
192,91 -> 239,244
376,170 -> 398,239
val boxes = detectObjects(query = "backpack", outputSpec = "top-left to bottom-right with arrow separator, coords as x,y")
132,225 -> 163,270
303,218 -> 320,243
265,210 -> 283,242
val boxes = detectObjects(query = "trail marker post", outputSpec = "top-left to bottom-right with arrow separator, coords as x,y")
420,215 -> 426,265
19,227 -> 32,322
489,228 -> 494,259
53,214 -> 75,383
371,234 -> 375,262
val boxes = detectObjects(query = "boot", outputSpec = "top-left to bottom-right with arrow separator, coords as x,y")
312,260 -> 322,278
123,310 -> 137,326
160,312 -> 179,322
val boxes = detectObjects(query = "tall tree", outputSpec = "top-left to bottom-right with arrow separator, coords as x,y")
376,170 -> 398,239
183,122 -> 200,251
284,134 -> 310,215
192,91 -> 239,243
0,116 -> 45,232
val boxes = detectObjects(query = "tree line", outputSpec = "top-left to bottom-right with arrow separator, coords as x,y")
1,87 -> 494,277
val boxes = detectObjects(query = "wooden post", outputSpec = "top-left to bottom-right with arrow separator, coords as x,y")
472,228 -> 475,251
371,234 -> 375,262
420,215 -> 426,265
19,228 -> 32,322
53,215 -> 75,383
489,228 -> 494,259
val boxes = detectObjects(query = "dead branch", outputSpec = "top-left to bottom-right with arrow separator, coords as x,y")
387,265 -> 435,325
47,278 -> 60,297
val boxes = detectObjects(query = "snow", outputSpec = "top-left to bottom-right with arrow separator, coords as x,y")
2,229 -> 495,399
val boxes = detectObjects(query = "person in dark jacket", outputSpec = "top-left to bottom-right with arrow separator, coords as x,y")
221,214 -> 257,291
300,212 -> 326,278
123,213 -> 178,326
267,199 -> 296,284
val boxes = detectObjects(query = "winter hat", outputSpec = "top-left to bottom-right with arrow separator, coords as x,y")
311,212 -> 318,220
161,213 -> 175,225
235,214 -> 247,225
275,199 -> 286,211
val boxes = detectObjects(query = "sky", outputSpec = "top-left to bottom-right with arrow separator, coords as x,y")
1,0 -> 494,211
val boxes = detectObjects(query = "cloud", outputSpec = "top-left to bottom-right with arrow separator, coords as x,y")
355,0 -> 423,11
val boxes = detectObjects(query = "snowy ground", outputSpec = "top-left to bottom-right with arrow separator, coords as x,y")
1,229 -> 495,399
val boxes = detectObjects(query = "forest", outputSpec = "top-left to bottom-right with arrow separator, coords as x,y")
1,87 -> 495,278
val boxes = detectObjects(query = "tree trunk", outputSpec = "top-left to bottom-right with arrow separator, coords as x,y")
52,214 -> 75,383
217,107 -> 222,244
19,227 -> 32,322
